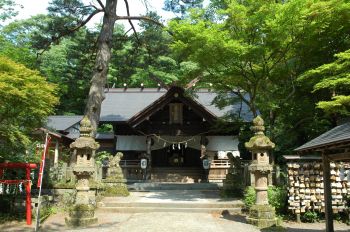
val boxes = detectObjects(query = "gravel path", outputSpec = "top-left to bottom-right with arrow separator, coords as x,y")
1,211 -> 349,232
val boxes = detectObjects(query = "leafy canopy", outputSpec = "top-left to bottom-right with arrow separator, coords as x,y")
0,56 -> 58,161
299,50 -> 350,115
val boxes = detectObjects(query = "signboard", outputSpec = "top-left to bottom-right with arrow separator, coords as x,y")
141,159 -> 147,169
202,159 -> 210,170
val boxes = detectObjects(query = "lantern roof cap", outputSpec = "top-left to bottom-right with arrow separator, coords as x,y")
245,116 -> 275,151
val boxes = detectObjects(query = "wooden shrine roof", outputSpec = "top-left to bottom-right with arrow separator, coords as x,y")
295,122 -> 350,153
99,87 -> 253,122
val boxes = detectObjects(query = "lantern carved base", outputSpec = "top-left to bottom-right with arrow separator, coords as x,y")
65,204 -> 97,227
247,204 -> 277,228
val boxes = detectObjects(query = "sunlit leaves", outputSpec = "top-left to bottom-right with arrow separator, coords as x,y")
0,56 -> 58,160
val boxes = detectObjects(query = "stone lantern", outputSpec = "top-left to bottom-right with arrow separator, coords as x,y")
65,116 -> 99,227
245,115 -> 277,228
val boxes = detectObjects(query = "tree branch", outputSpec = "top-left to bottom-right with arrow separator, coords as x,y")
123,0 -> 139,43
185,76 -> 201,89
37,9 -> 103,57
96,0 -> 106,13
115,15 -> 163,27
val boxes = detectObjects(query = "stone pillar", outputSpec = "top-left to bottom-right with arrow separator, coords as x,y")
245,116 -> 277,228
65,116 -> 99,227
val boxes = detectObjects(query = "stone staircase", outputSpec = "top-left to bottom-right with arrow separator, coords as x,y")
150,167 -> 205,183
98,182 -> 243,214
128,182 -> 221,191
98,199 -> 243,214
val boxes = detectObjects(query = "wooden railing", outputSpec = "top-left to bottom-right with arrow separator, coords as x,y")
210,159 -> 230,168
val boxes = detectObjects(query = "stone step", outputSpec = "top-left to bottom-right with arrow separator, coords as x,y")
128,183 -> 221,190
151,169 -> 203,173
98,206 -> 242,214
99,202 -> 243,209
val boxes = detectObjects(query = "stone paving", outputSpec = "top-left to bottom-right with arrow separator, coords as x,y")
1,190 -> 350,231
1,210 -> 350,232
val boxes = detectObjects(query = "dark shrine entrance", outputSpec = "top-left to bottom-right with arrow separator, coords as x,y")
151,146 -> 204,183
152,146 -> 201,168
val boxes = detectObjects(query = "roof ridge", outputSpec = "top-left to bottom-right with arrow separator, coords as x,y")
49,115 -> 83,117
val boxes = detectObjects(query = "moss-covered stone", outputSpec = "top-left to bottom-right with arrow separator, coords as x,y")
101,185 -> 129,197
65,204 -> 97,228
247,204 -> 277,228
65,217 -> 98,227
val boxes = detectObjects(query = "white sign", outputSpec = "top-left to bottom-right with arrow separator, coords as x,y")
141,159 -> 147,169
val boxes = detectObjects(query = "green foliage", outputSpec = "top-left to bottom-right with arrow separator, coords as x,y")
244,186 -> 288,215
301,211 -> 319,223
0,35 -> 36,68
243,186 -> 256,209
39,30 -> 96,114
299,49 -> 350,115
163,0 -> 204,18
0,0 -> 18,23
0,56 -> 58,161
268,186 -> 288,215
95,151 -> 111,165
168,0 -> 350,164
97,124 -> 113,132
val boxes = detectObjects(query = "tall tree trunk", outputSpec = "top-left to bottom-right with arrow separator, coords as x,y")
84,0 -> 118,133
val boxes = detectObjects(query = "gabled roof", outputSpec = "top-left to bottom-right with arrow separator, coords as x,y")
100,87 -> 253,122
128,87 -> 217,127
295,122 -> 350,152
46,115 -> 83,131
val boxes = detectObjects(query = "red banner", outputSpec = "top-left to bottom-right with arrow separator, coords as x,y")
37,135 -> 51,188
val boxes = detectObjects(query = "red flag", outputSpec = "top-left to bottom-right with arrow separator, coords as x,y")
37,134 -> 51,188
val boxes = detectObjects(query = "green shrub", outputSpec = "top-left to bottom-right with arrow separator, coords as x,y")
243,186 -> 288,215
95,151 -> 111,165
243,186 -> 256,209
301,211 -> 319,223
268,186 -> 288,215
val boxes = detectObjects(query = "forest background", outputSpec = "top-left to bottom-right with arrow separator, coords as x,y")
0,0 -> 349,163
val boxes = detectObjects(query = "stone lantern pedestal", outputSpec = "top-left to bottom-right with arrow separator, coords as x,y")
247,163 -> 276,228
65,116 -> 99,227
245,116 -> 277,228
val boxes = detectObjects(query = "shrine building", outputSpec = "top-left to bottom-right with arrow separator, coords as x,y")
45,86 -> 253,182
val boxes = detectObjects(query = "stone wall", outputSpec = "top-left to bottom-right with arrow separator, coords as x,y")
287,161 -> 350,214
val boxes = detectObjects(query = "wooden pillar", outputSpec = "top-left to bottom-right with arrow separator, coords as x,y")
322,152 -> 334,232
200,136 -> 207,159
146,137 -> 152,166
54,142 -> 59,166
146,137 -> 152,180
